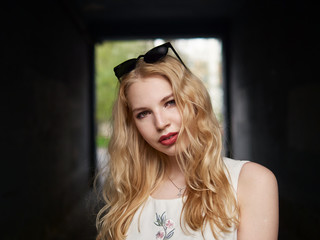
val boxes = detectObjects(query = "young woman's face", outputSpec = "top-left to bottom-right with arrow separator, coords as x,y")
127,75 -> 182,157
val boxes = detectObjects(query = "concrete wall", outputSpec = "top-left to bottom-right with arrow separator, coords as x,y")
1,1 -> 96,239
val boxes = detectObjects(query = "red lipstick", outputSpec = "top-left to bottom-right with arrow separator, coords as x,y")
159,132 -> 178,146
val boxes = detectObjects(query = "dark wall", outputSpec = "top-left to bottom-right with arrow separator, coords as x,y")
1,1 -> 96,239
229,10 -> 320,239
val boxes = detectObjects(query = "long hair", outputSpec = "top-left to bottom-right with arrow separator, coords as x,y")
96,56 -> 239,239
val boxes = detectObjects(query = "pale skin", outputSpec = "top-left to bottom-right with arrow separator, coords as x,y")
237,162 -> 279,240
127,74 -> 279,239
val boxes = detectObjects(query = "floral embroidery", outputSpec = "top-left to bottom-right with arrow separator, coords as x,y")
165,219 -> 175,229
154,212 -> 175,239
156,230 -> 165,239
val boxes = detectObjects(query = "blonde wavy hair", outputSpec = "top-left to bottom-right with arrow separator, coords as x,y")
96,56 -> 239,239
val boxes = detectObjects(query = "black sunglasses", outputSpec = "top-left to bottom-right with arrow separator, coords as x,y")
113,42 -> 186,81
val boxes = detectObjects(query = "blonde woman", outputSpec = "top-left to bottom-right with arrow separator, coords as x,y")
96,42 -> 278,240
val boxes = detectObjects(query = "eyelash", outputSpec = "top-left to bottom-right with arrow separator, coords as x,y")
165,99 -> 176,107
136,99 -> 176,119
136,111 -> 150,119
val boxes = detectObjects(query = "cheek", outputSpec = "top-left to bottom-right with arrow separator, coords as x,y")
173,110 -> 182,126
135,124 -> 145,138
134,120 -> 152,141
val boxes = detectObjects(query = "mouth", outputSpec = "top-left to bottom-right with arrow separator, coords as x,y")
159,132 -> 179,146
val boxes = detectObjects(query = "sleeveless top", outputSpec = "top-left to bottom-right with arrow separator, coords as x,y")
126,157 -> 248,240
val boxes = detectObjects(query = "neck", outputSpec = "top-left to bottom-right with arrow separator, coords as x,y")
167,155 -> 183,177
150,155 -> 186,199
166,156 -> 186,188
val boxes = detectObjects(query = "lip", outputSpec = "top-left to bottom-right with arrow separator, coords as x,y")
159,132 -> 179,146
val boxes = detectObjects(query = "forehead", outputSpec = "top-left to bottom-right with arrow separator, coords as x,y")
127,75 -> 172,108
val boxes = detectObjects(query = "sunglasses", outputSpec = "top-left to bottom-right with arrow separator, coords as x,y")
113,42 -> 186,81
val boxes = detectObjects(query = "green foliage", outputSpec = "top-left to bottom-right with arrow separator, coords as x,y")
95,40 -> 155,146
96,135 -> 109,148
95,40 -> 153,123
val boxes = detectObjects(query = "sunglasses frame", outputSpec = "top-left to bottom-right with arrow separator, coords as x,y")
114,42 -> 186,81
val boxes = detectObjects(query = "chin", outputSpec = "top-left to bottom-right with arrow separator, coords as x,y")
160,148 -> 177,157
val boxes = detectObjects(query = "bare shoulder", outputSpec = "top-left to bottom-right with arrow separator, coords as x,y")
239,162 -> 278,190
237,162 -> 279,240
238,162 -> 278,209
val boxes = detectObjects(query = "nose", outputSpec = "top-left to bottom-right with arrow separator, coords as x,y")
154,111 -> 170,131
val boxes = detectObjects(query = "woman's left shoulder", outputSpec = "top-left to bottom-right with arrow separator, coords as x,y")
238,162 -> 278,191
237,162 -> 279,239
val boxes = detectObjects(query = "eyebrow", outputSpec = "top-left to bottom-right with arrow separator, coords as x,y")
132,93 -> 174,113
161,93 -> 174,103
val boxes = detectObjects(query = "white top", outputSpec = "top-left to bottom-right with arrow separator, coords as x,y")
126,157 -> 248,240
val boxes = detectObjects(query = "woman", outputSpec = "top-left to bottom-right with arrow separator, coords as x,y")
96,42 -> 278,240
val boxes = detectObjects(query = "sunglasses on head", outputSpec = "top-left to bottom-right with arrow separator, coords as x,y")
113,42 -> 186,81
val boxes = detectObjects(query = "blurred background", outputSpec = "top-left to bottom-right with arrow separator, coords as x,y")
1,0 -> 319,239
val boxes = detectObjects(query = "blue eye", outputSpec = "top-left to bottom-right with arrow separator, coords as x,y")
136,111 -> 150,119
165,99 -> 176,107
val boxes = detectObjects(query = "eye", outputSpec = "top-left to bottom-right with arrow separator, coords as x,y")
165,99 -> 176,107
136,110 -> 151,119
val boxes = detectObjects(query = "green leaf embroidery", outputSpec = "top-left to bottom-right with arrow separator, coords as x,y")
154,212 -> 175,239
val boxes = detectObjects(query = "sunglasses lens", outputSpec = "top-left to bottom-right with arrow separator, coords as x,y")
114,58 -> 137,79
144,46 -> 168,63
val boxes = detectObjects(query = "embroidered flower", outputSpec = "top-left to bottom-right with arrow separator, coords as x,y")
154,212 -> 175,239
165,219 -> 175,229
156,230 -> 165,240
